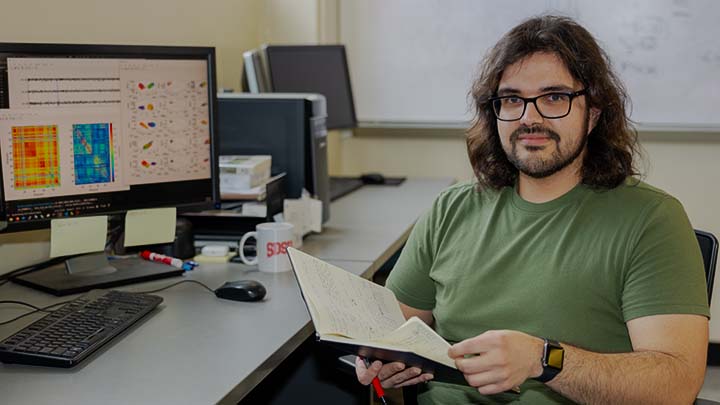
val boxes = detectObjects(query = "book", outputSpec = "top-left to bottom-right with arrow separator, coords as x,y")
287,247 -> 467,384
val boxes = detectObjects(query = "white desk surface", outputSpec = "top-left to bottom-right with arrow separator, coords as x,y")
0,178 -> 453,405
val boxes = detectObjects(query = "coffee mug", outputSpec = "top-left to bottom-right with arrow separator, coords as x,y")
239,222 -> 294,272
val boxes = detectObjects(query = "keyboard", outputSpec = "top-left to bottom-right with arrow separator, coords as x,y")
0,290 -> 162,368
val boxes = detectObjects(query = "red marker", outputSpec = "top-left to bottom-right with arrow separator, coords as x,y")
140,250 -> 183,269
362,357 -> 387,405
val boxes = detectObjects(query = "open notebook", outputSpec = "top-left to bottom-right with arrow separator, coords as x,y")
287,247 -> 466,384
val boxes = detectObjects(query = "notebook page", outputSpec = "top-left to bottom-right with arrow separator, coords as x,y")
288,248 -> 406,341
373,317 -> 456,369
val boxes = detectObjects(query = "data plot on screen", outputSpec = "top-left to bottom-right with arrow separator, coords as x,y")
11,125 -> 60,190
7,58 -> 120,108
0,109 -> 127,202
73,123 -> 115,185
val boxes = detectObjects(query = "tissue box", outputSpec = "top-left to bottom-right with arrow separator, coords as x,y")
219,155 -> 271,192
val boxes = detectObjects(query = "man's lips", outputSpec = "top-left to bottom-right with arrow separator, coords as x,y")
517,134 -> 552,145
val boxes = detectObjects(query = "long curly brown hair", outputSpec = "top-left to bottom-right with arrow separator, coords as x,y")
467,15 -> 640,190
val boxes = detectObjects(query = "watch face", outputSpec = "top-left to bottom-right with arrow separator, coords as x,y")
547,346 -> 564,369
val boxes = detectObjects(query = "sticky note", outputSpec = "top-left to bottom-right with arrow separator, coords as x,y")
309,198 -> 323,233
124,207 -> 176,247
50,216 -> 108,258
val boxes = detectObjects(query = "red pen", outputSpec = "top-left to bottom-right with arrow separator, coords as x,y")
362,357 -> 387,405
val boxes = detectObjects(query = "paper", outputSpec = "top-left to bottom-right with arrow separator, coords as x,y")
375,317 -> 455,368
309,198 -> 323,232
288,248 -> 406,341
284,195 -> 323,238
50,216 -> 108,258
284,199 -> 309,238
241,202 -> 267,217
124,207 -> 176,247
288,247 -> 461,377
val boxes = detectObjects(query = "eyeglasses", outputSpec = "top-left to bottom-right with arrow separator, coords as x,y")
489,89 -> 587,121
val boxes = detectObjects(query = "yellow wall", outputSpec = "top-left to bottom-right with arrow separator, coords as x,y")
0,0 -> 265,91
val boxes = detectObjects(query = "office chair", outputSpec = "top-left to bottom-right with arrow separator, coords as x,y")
695,231 -> 720,405
696,230 -> 719,368
696,229 -> 718,306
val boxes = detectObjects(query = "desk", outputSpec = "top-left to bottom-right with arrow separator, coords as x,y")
2,177 -> 719,404
0,178 -> 453,404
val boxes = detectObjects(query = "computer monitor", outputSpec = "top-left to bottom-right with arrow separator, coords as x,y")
264,45 -> 357,130
0,43 -> 218,295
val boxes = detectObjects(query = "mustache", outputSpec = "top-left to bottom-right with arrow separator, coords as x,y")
510,126 -> 561,143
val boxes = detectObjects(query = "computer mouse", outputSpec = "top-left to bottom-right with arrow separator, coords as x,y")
360,173 -> 386,185
215,280 -> 267,302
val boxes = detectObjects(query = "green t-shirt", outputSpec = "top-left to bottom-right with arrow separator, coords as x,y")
385,179 -> 709,405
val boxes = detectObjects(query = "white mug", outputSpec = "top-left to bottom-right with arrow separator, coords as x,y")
239,222 -> 294,272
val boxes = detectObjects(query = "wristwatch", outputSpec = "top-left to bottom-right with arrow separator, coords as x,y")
535,338 -> 564,383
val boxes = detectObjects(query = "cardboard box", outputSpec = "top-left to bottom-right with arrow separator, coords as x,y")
219,155 -> 271,192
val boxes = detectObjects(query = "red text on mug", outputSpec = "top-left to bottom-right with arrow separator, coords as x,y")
266,240 -> 293,258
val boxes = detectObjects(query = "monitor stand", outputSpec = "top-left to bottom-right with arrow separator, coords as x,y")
13,253 -> 183,296
65,252 -> 118,276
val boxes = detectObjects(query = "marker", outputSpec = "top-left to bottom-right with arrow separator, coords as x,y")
362,357 -> 387,405
140,250 -> 183,269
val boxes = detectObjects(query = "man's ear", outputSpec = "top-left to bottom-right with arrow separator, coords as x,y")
588,108 -> 601,134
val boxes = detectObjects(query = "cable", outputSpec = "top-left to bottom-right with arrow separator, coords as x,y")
135,279 -> 216,295
0,300 -> 48,312
0,279 -> 215,326
0,299 -> 74,327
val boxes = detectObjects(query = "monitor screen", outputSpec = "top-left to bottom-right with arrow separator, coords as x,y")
265,45 -> 356,130
0,43 -> 218,233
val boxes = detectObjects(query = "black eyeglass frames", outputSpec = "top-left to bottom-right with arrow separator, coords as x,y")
490,89 -> 587,121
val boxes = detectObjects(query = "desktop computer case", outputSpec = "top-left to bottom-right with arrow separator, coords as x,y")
217,93 -> 330,222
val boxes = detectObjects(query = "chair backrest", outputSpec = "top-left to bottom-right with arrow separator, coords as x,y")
695,229 -> 718,305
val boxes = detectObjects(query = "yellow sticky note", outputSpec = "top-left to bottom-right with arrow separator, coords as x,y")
124,207 -> 177,247
50,216 -> 108,258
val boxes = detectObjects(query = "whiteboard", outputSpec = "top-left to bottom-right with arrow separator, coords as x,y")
340,0 -> 720,130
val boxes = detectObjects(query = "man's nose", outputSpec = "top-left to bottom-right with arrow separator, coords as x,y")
519,100 -> 544,125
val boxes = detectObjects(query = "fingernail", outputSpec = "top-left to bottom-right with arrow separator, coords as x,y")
372,361 -> 382,369
396,364 -> 405,371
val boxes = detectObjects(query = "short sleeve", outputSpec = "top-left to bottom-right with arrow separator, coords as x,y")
622,197 -> 710,321
385,196 -> 441,311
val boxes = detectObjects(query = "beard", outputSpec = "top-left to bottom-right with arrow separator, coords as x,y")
505,118 -> 589,179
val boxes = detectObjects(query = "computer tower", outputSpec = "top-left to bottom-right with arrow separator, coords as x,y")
217,93 -> 330,222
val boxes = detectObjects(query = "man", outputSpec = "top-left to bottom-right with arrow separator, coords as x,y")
356,15 -> 709,404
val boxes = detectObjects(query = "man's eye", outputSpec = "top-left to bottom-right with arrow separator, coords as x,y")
544,93 -> 569,103
505,97 -> 523,105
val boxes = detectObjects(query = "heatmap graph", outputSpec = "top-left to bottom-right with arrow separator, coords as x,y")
11,125 -> 61,190
72,123 -> 115,185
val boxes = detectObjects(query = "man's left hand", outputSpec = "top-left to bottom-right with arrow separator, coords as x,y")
448,330 -> 545,395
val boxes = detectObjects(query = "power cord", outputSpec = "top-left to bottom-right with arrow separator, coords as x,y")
0,299 -> 75,326
134,279 -> 215,295
0,279 -> 216,326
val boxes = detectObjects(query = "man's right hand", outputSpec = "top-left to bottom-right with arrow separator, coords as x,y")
355,356 -> 434,388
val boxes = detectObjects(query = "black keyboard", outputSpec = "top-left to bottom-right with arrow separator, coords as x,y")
0,290 -> 162,368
